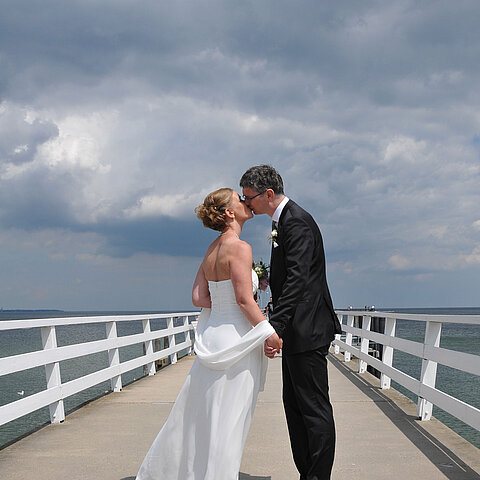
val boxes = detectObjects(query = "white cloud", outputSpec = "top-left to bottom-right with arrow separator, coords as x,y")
459,246 -> 480,266
383,136 -> 427,165
388,254 -> 411,271
14,145 -> 29,154
38,112 -> 113,173
124,193 -> 200,219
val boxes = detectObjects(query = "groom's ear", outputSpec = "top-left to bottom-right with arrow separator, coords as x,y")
265,189 -> 276,200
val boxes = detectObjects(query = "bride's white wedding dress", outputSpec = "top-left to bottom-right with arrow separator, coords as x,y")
136,274 -> 274,480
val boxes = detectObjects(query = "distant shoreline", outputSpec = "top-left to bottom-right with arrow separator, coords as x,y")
0,309 -> 64,313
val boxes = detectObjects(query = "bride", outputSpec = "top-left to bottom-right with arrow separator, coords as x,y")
135,188 -> 282,480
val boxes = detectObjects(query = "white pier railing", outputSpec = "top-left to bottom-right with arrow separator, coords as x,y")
0,313 -> 199,427
332,310 -> 480,431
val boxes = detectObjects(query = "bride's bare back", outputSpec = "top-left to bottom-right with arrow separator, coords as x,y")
192,231 -> 269,328
202,233 -> 240,282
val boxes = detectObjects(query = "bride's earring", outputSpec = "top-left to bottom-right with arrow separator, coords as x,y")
225,208 -> 235,222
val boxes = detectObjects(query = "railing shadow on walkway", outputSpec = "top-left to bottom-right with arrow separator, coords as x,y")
239,474 -> 272,479
328,353 -> 480,480
121,473 -> 271,480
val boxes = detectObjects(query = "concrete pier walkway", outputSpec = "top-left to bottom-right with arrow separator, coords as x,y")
1,352 -> 479,480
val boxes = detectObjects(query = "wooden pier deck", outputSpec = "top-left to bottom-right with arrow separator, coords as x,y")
1,352 -> 479,480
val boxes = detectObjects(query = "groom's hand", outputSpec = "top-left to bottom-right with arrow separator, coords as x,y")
264,333 -> 282,358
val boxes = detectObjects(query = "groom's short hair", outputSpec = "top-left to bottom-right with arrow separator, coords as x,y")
240,165 -> 284,195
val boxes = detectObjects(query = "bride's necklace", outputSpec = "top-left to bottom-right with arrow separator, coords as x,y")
219,230 -> 240,239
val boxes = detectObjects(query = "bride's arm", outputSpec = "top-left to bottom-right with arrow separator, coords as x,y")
192,265 -> 211,308
230,243 -> 273,327
231,243 -> 282,352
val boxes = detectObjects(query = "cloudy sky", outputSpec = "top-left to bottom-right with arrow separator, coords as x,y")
1,1 -> 479,311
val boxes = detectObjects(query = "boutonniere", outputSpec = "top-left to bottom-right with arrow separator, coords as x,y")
270,229 -> 279,248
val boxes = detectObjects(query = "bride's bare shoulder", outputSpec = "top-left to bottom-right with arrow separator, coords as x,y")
229,239 -> 252,261
203,235 -> 251,263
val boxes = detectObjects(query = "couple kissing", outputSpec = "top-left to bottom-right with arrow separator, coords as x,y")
135,165 -> 342,480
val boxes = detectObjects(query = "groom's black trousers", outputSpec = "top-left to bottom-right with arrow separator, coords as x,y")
282,346 -> 335,480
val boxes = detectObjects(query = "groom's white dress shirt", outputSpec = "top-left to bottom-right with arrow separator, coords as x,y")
272,196 -> 289,225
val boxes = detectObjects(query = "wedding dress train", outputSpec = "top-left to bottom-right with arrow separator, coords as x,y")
136,278 -> 274,480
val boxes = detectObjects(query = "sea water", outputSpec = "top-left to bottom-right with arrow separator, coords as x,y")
0,308 -> 479,449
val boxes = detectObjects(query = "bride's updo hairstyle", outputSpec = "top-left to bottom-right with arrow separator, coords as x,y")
195,188 -> 233,232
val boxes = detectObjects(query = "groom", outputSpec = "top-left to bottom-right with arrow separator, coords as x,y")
240,165 -> 342,480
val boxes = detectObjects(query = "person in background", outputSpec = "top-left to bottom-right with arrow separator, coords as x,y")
266,297 -> 274,320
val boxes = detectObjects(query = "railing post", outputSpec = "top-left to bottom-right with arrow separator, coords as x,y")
190,315 -> 199,355
167,317 -> 177,364
143,319 -> 156,376
344,315 -> 354,362
184,316 -> 193,355
417,321 -> 442,420
358,315 -> 371,374
334,314 -> 342,354
41,326 -> 65,424
106,321 -> 122,392
380,317 -> 396,389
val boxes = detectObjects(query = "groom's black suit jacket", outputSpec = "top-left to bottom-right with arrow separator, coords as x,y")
269,200 -> 342,355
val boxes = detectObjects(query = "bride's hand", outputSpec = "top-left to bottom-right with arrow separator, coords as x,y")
264,333 -> 282,358
264,341 -> 275,358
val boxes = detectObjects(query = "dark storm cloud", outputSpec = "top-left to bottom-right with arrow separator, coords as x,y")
0,2 -> 472,105
95,217 -> 217,258
0,163 -> 76,230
